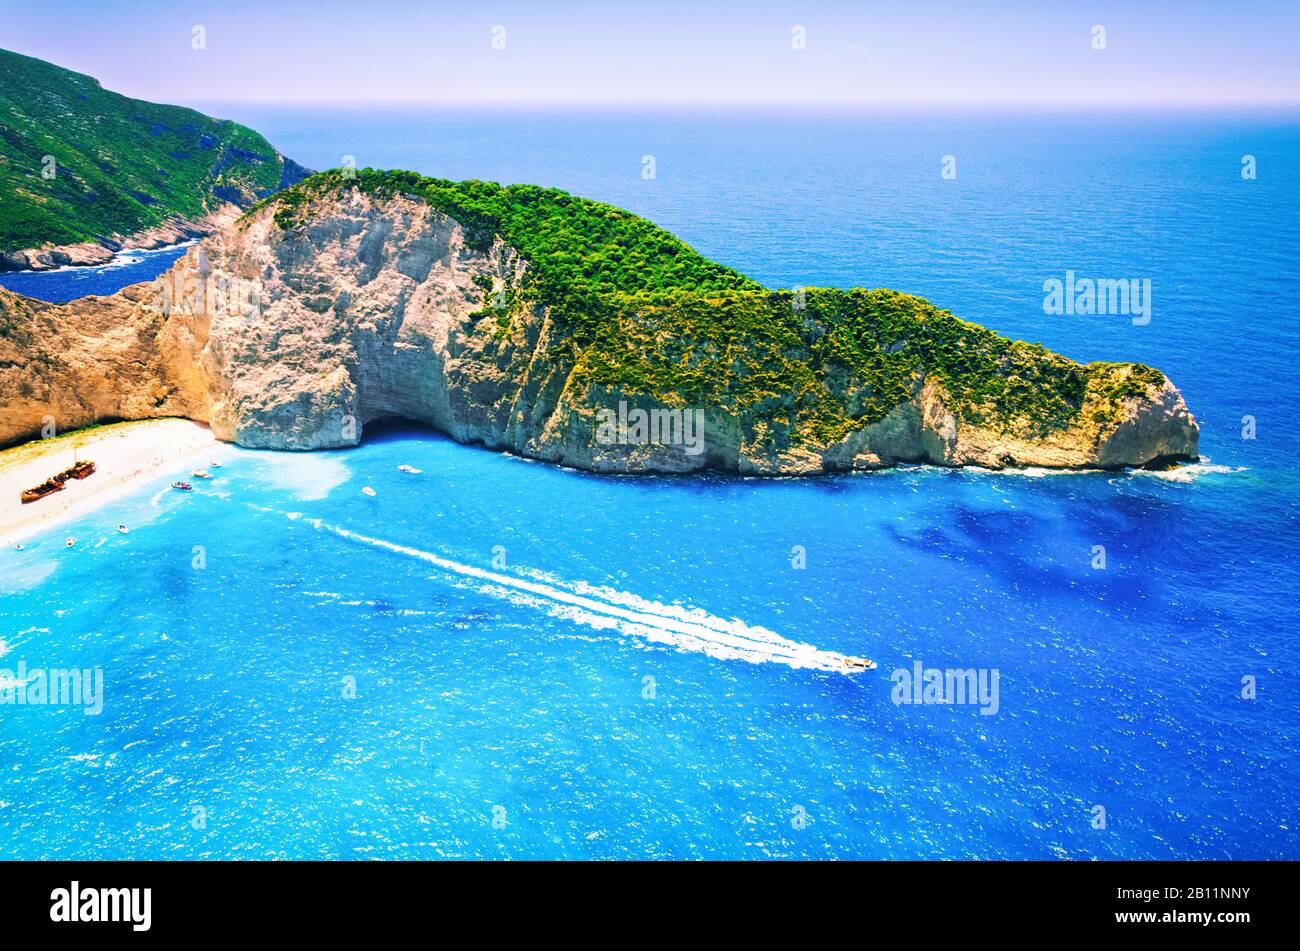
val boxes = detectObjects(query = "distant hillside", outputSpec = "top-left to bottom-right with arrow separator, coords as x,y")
0,47 -> 309,263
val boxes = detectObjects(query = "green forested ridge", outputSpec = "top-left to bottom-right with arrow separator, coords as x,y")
263,168 -> 760,301
0,47 -> 308,251
264,169 -> 1168,444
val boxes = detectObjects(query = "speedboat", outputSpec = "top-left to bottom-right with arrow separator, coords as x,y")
843,656 -> 877,671
361,486 -> 376,497
209,461 -> 222,468
172,481 -> 192,491
397,464 -> 422,474
192,469 -> 213,479
117,525 -> 130,535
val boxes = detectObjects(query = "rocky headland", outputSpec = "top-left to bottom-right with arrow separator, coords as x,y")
0,171 -> 1199,475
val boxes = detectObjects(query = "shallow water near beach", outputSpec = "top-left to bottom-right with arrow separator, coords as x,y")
1,110 -> 1298,858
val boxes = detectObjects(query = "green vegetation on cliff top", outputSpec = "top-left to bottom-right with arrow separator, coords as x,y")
0,48 -> 308,252
264,168 -> 1167,445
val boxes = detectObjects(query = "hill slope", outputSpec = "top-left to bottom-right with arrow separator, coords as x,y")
0,47 -> 309,269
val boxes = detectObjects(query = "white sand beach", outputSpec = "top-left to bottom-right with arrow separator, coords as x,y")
0,418 -> 220,548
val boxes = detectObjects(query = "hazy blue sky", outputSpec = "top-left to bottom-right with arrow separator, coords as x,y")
3,0 -> 1297,106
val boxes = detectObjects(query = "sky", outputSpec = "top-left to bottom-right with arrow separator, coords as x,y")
2,0 -> 1298,107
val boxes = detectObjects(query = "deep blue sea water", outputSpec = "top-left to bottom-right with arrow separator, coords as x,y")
0,243 -> 191,303
2,110 -> 1298,859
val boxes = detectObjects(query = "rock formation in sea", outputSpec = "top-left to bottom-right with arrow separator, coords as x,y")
0,172 -> 1199,474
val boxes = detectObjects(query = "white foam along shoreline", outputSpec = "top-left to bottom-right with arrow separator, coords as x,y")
0,419 -> 221,548
3,240 -> 196,276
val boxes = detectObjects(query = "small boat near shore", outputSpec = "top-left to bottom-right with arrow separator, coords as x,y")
171,481 -> 192,491
192,469 -> 213,479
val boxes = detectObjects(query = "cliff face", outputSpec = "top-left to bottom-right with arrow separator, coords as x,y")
0,186 -> 1199,474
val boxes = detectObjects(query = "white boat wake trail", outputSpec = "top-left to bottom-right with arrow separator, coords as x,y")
299,515 -> 857,673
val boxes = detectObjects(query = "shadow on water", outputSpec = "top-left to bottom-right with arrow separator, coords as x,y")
884,501 -> 1157,615
357,418 -> 448,446
153,562 -> 194,607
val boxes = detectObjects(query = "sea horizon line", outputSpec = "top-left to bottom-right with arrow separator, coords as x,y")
184,98 -> 1300,113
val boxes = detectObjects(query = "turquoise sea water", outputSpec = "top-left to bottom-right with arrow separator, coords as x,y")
2,110 -> 1298,859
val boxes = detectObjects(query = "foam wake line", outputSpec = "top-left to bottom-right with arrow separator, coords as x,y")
303,516 -> 859,674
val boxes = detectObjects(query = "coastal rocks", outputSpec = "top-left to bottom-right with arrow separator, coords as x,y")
1095,379 -> 1200,468
0,205 -> 244,273
0,188 -> 1199,474
0,242 -> 116,272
